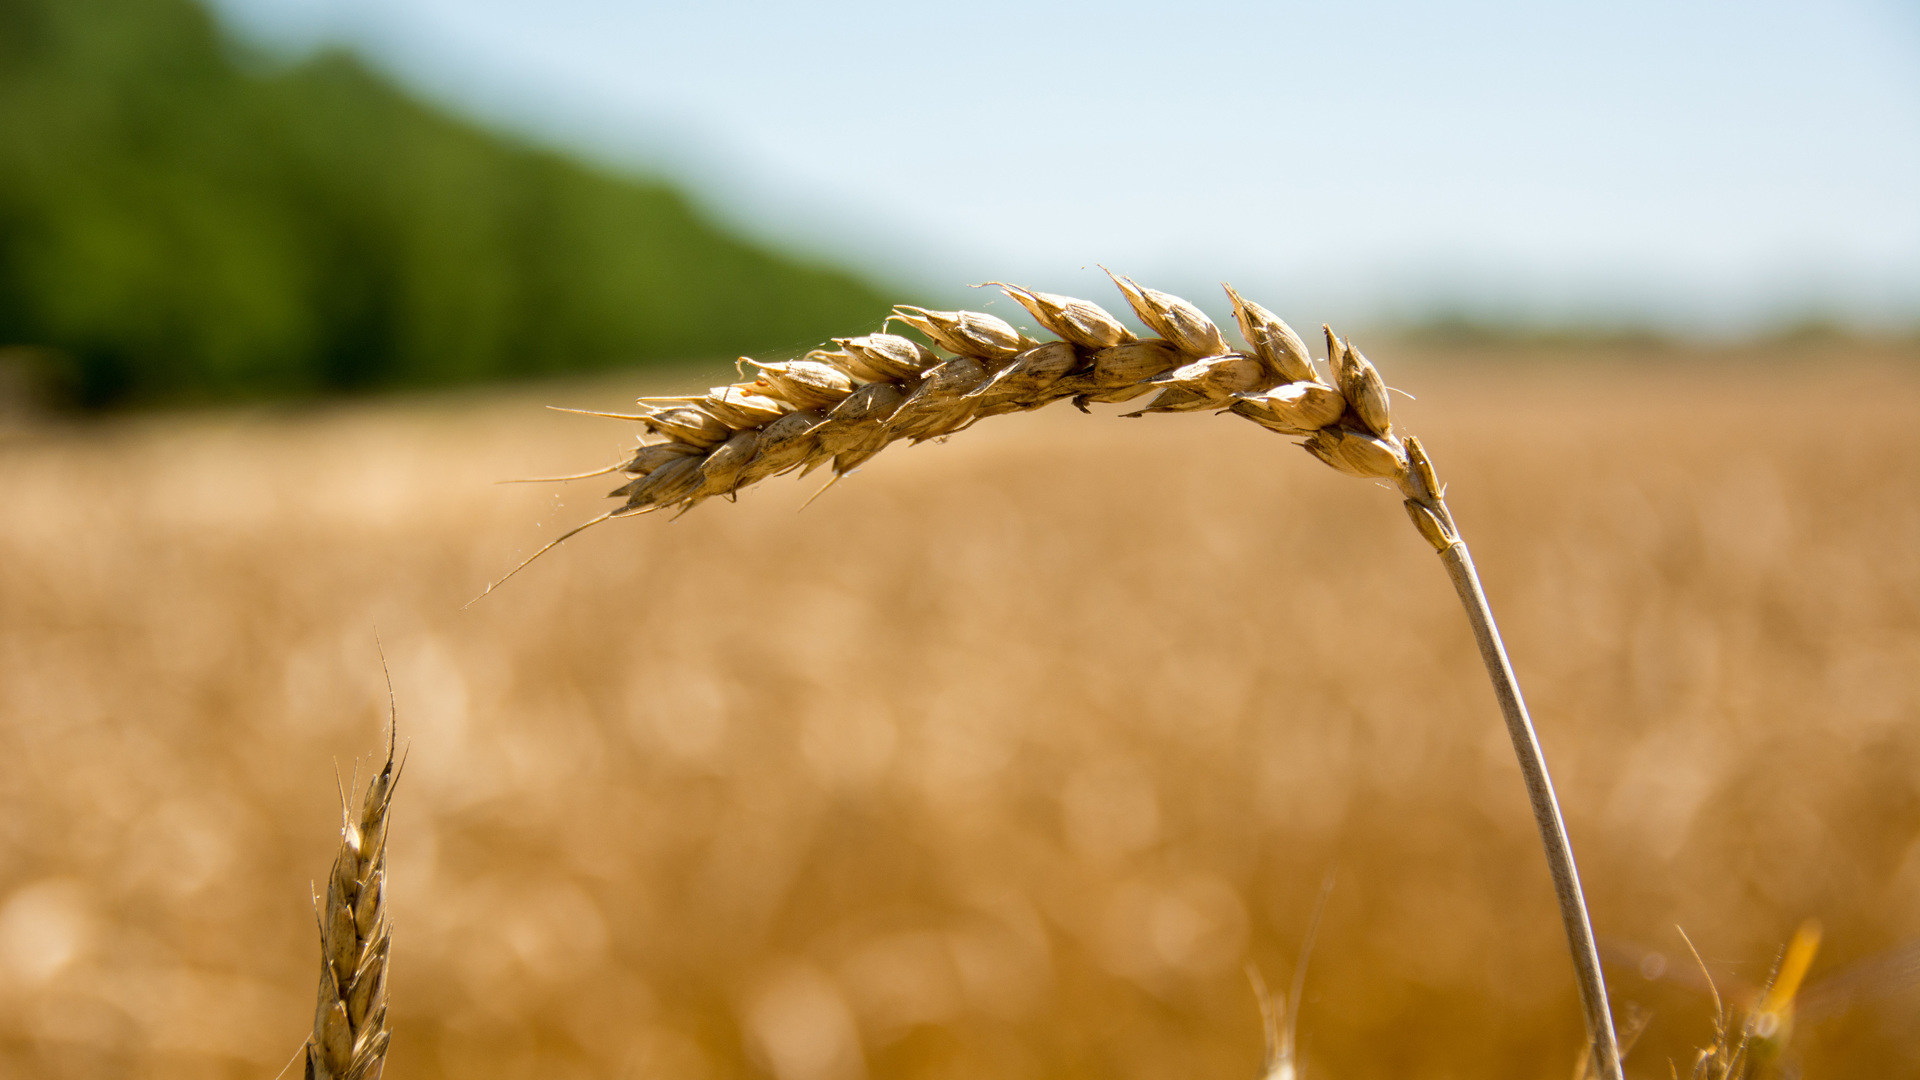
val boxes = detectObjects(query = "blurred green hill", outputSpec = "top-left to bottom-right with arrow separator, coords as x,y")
0,0 -> 893,407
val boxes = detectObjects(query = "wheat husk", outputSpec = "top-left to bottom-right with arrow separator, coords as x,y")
1102,267 -> 1229,357
621,441 -> 704,477
612,454 -> 706,513
888,305 -> 1033,361
742,358 -> 856,411
966,340 -> 1080,416
640,404 -> 732,450
833,334 -> 941,381
1063,339 -> 1185,405
1326,327 -> 1394,438
815,381 -> 907,473
1226,284 -> 1318,383
1230,381 -> 1348,435
696,429 -> 760,497
731,410 -> 823,488
696,387 -> 788,430
1128,353 -> 1272,414
888,356 -> 990,442
989,282 -> 1135,349
1302,425 -> 1408,479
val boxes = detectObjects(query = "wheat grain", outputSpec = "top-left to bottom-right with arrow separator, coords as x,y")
509,272 -> 1625,1080
304,726 -> 401,1080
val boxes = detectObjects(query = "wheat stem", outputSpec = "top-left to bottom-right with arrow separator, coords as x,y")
1434,531 -> 1622,1080
1404,448 -> 1621,1076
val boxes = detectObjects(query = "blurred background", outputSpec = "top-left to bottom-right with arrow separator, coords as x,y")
1,0 -> 1918,1077
2,0 -> 1917,408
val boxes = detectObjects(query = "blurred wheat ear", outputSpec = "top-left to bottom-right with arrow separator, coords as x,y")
304,722 -> 402,1080
511,270 -> 1626,1078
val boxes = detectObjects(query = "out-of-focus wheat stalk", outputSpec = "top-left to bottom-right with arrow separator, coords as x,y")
1249,872 -> 1334,1080
304,724 -> 402,1080
1743,919 -> 1821,1070
510,269 -> 1625,1079
1665,921 -> 1822,1080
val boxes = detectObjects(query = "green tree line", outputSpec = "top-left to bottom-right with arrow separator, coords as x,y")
0,0 -> 893,407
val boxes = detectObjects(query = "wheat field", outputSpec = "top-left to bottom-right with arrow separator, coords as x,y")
0,342 -> 1916,1079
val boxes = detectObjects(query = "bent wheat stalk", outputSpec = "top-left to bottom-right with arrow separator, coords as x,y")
305,726 -> 402,1080
515,269 -> 1623,1078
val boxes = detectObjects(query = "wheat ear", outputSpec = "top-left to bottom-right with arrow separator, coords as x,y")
305,723 -> 402,1080
533,271 -> 1623,1078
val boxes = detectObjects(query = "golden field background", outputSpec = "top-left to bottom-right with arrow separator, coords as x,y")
1,343 -> 1917,1079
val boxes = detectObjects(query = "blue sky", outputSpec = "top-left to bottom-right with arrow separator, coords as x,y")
207,0 -> 1920,332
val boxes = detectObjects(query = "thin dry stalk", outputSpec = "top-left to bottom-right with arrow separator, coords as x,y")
1431,531 -> 1623,1079
1249,872 -> 1335,1080
305,725 -> 402,1080
1744,919 -> 1820,1067
521,271 -> 1624,1077
1247,966 -> 1294,1080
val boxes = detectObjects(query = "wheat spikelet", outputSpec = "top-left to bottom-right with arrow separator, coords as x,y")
304,727 -> 401,1080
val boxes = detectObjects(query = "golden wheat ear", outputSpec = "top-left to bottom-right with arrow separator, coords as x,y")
526,274 -> 1626,1078
304,717 -> 404,1080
